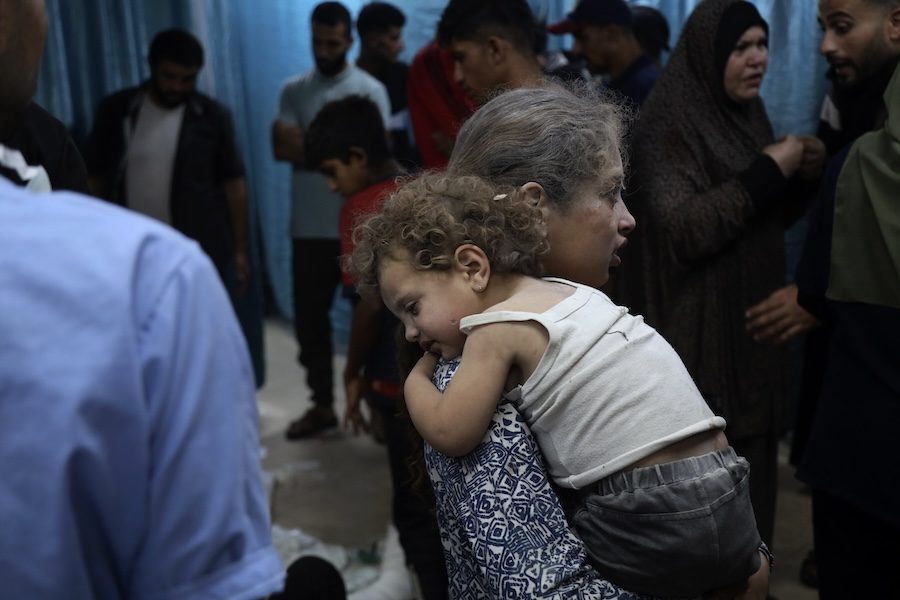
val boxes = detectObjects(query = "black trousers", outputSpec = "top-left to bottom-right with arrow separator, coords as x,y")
813,489 -> 900,598
291,238 -> 340,407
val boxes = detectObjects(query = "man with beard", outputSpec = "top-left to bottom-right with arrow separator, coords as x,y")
85,29 -> 250,296
273,2 -> 389,440
817,0 -> 900,153
772,0 -> 900,587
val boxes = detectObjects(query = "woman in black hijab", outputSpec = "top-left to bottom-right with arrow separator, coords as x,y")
619,0 -> 824,548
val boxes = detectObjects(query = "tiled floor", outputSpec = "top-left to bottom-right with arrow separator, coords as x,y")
257,318 -> 819,599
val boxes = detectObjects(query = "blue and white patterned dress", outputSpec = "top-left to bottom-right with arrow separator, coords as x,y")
426,358 -> 649,599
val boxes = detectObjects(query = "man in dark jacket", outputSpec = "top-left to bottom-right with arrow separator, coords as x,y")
85,28 -> 249,291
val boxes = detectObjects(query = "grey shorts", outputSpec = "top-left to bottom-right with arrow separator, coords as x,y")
564,446 -> 761,598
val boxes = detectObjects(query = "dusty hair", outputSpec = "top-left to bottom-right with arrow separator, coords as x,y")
351,172 -> 548,288
448,80 -> 629,212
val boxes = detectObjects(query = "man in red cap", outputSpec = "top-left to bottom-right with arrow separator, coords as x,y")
548,0 -> 660,106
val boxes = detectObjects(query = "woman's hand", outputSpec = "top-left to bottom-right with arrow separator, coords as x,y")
745,284 -> 819,343
762,135 -> 804,178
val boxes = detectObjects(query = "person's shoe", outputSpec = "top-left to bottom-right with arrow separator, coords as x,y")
285,405 -> 338,440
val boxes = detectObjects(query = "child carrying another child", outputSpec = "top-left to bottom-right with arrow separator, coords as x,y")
351,172 -> 765,598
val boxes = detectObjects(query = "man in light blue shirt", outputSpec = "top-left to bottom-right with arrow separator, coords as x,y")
0,1 -> 284,596
0,178 -> 285,599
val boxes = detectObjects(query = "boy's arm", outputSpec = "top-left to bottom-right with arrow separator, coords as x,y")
404,325 -> 513,456
343,292 -> 383,434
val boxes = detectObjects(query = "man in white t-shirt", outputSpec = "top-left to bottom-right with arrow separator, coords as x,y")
272,1 -> 390,440
85,29 -> 250,295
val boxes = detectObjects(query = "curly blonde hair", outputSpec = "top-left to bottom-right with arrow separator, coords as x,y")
351,172 -> 548,288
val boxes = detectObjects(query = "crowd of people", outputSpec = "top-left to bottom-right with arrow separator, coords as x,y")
1,0 -> 898,598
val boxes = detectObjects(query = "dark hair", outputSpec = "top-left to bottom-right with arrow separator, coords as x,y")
148,29 -> 204,68
437,0 -> 540,57
269,556 -> 346,600
357,2 -> 405,37
632,5 -> 670,60
312,1 -> 352,33
305,95 -> 391,169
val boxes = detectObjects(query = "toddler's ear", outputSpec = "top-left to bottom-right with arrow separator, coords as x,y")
453,244 -> 490,290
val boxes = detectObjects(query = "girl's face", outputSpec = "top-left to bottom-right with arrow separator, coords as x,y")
723,26 -> 769,103
378,251 -> 478,360
540,163 -> 635,290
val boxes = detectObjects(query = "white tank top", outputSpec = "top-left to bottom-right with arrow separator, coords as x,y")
460,278 -> 726,489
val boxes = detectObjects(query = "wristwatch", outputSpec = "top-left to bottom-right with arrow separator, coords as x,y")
758,541 -> 775,572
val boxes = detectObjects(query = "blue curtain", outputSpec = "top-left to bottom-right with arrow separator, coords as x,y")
34,0 -> 826,376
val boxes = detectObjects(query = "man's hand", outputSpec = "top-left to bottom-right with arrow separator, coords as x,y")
797,135 -> 826,181
234,249 -> 250,295
271,120 -> 305,167
746,284 -> 819,344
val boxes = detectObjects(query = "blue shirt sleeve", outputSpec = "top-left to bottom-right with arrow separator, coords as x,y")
129,244 -> 283,600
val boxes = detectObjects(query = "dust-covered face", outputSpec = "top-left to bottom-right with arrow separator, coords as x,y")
540,160 -> 635,290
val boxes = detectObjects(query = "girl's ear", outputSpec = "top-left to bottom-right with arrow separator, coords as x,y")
520,181 -> 553,222
519,181 -> 544,204
453,244 -> 491,291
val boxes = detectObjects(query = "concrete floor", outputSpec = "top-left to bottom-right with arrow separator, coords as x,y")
257,318 -> 819,599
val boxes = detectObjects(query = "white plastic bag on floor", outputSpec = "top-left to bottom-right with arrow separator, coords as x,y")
349,525 -> 414,600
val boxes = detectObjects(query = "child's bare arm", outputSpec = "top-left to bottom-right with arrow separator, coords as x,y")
404,325 -> 514,456
343,293 -> 384,434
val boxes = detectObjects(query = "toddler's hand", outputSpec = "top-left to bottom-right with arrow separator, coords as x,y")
412,351 -> 439,378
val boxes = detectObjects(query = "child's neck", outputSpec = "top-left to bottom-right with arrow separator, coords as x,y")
478,274 -> 573,315
478,273 -> 540,308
